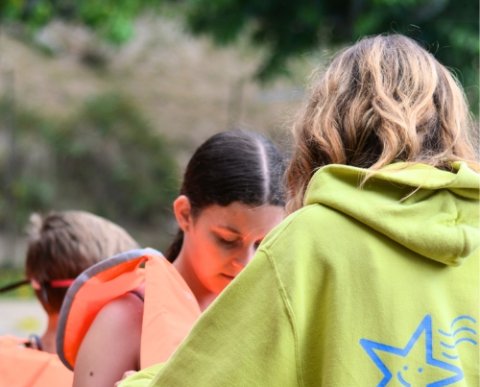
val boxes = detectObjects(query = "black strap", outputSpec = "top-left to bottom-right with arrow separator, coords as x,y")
0,279 -> 30,293
25,334 -> 43,351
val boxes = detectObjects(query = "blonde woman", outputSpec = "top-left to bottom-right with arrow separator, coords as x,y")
121,34 -> 479,386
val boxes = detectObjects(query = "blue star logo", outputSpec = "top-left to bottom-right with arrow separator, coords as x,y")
360,315 -> 464,386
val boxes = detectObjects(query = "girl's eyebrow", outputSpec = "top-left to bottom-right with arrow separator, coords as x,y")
214,225 -> 241,235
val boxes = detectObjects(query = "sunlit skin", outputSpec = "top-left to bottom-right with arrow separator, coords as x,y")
173,195 -> 285,310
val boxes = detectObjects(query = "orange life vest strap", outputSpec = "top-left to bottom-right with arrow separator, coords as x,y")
140,254 -> 201,367
57,248 -> 155,370
57,248 -> 201,371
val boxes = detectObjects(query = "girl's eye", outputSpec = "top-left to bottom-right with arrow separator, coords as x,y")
216,235 -> 240,248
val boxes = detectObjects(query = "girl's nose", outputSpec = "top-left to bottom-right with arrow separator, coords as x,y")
232,245 -> 256,269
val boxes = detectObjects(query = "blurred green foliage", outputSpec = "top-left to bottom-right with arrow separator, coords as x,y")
0,92 -> 179,233
171,0 -> 479,113
54,93 -> 179,223
0,0 -> 160,44
0,0 -> 477,112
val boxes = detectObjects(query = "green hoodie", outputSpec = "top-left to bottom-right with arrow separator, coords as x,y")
122,162 -> 479,386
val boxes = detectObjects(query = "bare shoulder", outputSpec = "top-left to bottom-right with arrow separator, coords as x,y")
80,288 -> 144,350
73,288 -> 145,387
94,290 -> 145,329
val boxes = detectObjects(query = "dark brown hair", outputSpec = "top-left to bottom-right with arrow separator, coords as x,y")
165,130 -> 286,261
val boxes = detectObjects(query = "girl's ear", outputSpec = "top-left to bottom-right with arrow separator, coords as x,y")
173,195 -> 193,232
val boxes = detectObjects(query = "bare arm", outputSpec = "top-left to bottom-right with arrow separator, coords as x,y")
73,292 -> 144,387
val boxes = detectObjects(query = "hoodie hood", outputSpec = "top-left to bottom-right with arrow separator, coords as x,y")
304,162 -> 479,266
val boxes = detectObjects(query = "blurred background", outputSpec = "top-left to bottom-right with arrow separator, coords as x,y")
0,0 -> 478,334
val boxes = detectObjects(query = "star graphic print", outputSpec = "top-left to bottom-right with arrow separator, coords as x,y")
360,315 -> 478,386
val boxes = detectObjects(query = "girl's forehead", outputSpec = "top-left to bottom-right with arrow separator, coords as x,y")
196,202 -> 284,233
198,202 -> 269,219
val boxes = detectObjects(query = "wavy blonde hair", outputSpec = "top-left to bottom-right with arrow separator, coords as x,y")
286,34 -> 478,213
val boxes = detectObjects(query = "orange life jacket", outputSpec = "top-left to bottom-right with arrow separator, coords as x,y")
0,335 -> 73,387
57,248 -> 201,370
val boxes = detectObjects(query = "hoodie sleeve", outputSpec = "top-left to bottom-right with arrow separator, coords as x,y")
125,249 -> 299,387
118,364 -> 164,386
